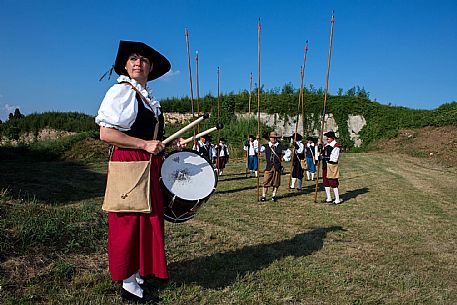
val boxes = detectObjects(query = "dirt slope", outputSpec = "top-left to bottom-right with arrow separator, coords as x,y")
372,125 -> 457,168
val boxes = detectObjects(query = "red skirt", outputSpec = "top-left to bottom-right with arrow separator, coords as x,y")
323,169 -> 339,188
107,149 -> 168,281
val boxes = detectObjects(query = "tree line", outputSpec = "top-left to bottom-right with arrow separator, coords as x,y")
1,84 -> 455,151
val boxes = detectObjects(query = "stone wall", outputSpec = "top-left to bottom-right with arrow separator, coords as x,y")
236,112 -> 366,147
160,112 -> 367,147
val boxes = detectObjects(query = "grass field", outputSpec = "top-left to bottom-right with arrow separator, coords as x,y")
1,152 -> 456,304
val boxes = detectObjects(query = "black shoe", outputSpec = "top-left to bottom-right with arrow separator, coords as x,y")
121,288 -> 159,304
271,196 -> 278,202
260,196 -> 267,202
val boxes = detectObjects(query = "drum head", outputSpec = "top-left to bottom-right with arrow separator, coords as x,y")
161,150 -> 216,201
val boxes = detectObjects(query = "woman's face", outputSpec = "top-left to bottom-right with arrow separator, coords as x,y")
125,53 -> 152,84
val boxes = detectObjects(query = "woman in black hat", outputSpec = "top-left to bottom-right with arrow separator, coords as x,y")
96,41 -> 183,303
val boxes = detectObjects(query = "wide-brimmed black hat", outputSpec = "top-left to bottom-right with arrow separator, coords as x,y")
292,133 -> 303,141
114,40 -> 171,81
306,136 -> 314,141
324,131 -> 337,139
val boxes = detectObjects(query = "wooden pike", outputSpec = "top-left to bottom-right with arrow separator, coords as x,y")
256,17 -> 261,201
288,66 -> 304,191
314,11 -> 335,203
195,51 -> 201,133
216,66 -> 221,172
185,28 -> 197,144
301,41 -> 309,133
246,72 -> 253,177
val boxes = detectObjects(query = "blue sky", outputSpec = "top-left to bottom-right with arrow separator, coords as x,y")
0,0 -> 456,121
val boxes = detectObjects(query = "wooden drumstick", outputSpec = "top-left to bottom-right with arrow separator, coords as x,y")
162,112 -> 209,145
183,123 -> 223,144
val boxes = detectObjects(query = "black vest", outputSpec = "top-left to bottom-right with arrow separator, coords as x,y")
124,92 -> 164,141
263,143 -> 283,171
305,145 -> 315,158
197,142 -> 211,162
322,144 -> 337,170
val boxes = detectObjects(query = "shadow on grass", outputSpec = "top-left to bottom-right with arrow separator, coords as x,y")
168,226 -> 345,289
217,175 -> 253,182
0,160 -> 106,204
216,185 -> 257,194
276,182 -> 326,200
343,187 -> 369,201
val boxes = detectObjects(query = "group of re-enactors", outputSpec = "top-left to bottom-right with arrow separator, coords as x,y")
192,135 -> 229,176
242,130 -> 343,204
95,39 -> 343,304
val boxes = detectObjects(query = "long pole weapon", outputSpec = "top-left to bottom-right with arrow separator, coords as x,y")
196,51 -> 201,133
314,11 -> 335,203
302,41 -> 309,134
256,18 -> 261,201
288,66 -> 304,191
185,28 -> 197,146
216,66 -> 221,174
246,73 -> 253,177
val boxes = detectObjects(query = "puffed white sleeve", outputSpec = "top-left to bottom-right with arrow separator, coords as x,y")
95,84 -> 138,131
330,146 -> 340,162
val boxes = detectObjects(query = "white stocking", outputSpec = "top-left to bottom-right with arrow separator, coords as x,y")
290,178 -> 296,188
325,187 -> 332,202
333,188 -> 340,203
135,271 -> 144,285
123,273 -> 143,298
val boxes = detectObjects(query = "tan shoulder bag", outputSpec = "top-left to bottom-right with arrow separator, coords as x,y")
101,82 -> 159,213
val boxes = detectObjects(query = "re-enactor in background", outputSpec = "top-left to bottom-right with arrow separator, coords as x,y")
290,133 -> 305,190
96,41 -> 183,303
321,131 -> 343,204
305,136 -> 318,181
214,137 -> 229,176
244,134 -> 259,177
193,134 -> 212,162
260,131 -> 287,202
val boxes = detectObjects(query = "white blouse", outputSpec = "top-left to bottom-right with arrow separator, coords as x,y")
95,75 -> 161,131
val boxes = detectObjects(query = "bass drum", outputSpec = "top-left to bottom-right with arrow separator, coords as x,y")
160,149 -> 217,223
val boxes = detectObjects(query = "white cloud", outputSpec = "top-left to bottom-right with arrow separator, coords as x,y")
161,69 -> 181,80
1,104 -> 21,121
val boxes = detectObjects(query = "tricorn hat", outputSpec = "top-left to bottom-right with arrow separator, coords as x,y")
114,40 -> 171,81
269,131 -> 279,138
324,131 -> 337,139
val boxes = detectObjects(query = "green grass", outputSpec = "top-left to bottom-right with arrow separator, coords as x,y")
1,153 -> 456,304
